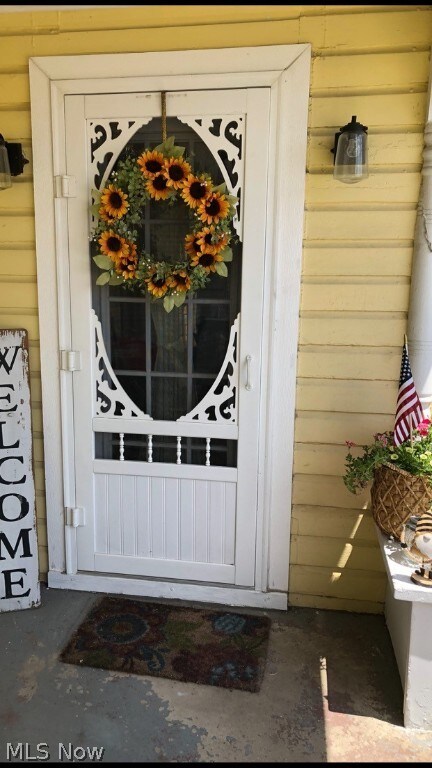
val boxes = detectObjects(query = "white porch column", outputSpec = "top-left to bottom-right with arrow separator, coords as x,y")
407,109 -> 432,413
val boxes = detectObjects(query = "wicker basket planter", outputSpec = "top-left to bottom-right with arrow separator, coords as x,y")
370,461 -> 432,540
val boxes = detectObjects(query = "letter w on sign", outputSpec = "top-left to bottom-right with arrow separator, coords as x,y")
0,330 -> 40,612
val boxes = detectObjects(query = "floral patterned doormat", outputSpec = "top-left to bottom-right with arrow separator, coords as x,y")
60,596 -> 271,693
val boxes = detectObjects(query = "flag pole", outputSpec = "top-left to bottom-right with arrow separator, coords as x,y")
409,412 -> 413,447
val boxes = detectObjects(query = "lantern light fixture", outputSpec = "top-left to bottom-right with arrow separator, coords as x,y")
332,116 -> 368,184
0,134 -> 29,191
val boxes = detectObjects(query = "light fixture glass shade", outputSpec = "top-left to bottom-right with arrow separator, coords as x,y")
0,135 -> 12,190
333,116 -> 368,184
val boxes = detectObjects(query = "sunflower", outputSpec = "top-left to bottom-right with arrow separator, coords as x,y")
146,173 -> 171,201
100,184 -> 129,219
166,270 -> 191,293
184,233 -> 202,258
164,157 -> 192,189
146,273 -> 169,298
137,150 -> 165,179
189,250 -> 224,273
98,230 -> 130,261
181,174 -> 211,209
196,226 -> 229,255
198,192 -> 230,225
113,243 -> 138,280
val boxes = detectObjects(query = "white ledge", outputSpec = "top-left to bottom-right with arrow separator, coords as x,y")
376,526 -> 432,603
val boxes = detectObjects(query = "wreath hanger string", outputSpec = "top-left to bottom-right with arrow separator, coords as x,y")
91,94 -> 238,312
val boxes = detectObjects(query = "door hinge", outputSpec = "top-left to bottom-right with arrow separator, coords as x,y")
54,175 -> 76,198
65,507 -> 85,528
60,350 -> 81,371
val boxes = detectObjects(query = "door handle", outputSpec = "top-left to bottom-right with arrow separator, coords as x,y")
245,355 -> 252,391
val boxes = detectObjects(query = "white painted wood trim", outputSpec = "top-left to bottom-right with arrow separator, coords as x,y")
94,460 -> 237,483
265,49 -> 311,592
94,554 -> 235,583
30,44 -> 312,598
30,45 -> 308,81
93,417 -> 239,440
48,570 -> 288,610
376,527 -> 432,603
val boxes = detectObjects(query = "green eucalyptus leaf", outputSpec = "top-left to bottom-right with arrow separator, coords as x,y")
170,146 -> 186,158
173,292 -> 186,307
96,271 -> 111,286
212,182 -> 227,194
226,195 -> 238,205
109,274 -> 125,286
93,254 -> 113,270
163,295 -> 175,313
90,203 -> 102,215
215,261 -> 228,277
220,247 -> 233,263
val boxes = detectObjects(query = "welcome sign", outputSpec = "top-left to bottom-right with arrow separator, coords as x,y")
0,330 -> 39,612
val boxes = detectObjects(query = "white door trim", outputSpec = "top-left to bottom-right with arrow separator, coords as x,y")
29,44 -> 311,605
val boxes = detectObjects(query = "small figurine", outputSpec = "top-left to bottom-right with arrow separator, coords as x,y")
400,509 -> 432,587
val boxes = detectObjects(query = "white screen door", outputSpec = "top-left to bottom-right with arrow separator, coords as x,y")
63,88 -> 270,587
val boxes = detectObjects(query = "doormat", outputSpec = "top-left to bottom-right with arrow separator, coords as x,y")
60,596 -> 271,693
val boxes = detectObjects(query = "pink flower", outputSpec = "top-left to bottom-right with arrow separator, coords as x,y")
417,419 -> 431,436
345,441 -> 356,449
374,432 -> 389,447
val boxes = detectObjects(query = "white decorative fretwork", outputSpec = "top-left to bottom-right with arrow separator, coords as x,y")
93,310 -> 151,419
177,116 -> 244,239
177,314 -> 239,424
88,118 -> 152,191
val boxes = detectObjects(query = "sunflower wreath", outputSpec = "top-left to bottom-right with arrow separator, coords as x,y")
91,135 -> 238,312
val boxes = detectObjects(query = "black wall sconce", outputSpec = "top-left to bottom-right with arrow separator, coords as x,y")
0,134 -> 29,190
332,116 -> 368,184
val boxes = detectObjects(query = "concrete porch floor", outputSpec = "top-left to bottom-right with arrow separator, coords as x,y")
1,586 -> 432,763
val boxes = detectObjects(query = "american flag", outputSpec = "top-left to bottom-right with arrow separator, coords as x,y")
394,340 -> 424,447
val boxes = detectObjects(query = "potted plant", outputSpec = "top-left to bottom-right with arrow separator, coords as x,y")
343,419 -> 432,539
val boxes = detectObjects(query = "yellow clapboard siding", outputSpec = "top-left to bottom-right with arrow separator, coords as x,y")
292,473 -> 370,510
34,464 -> 45,493
299,312 -> 407,346
31,408 -> 43,434
0,183 -> 34,213
0,250 -> 36,277
0,73 -> 29,108
301,279 -> 410,312
38,545 -> 48,576
0,20 -> 301,72
297,346 -> 401,380
35,514 -> 47,542
57,6 -> 306,32
295,411 -> 394,446
289,593 -> 383,614
302,247 -> 412,277
0,215 -> 35,243
0,111 -> 32,141
311,51 -> 430,92
0,314 -> 39,341
0,282 -> 38,309
309,9 -> 432,53
291,505 -> 376,542
290,535 -> 384,573
32,436 -> 44,464
310,92 -> 427,130
289,564 -> 387,602
305,210 -> 416,242
308,133 -> 424,171
296,378 -> 397,414
28,345 -> 41,374
294,443 -> 353,477
306,173 -> 421,205
35,494 -> 46,521
29,376 -> 42,404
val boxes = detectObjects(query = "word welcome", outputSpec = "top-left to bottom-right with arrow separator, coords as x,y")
0,332 -> 39,612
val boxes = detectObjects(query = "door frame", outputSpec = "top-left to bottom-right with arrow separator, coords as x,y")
29,44 -> 311,609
